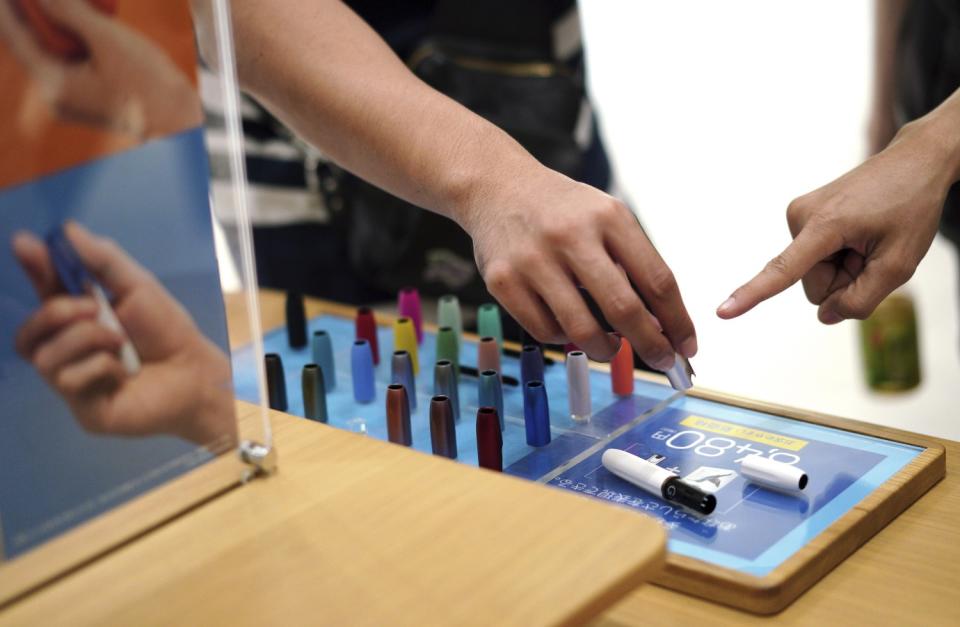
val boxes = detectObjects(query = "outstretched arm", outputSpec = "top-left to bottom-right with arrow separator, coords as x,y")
718,88 -> 960,324
193,0 -> 698,367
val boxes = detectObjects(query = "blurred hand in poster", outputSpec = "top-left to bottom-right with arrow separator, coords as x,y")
0,0 -> 201,138
13,222 -> 236,449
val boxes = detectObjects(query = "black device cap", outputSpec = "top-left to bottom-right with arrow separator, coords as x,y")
662,477 -> 717,516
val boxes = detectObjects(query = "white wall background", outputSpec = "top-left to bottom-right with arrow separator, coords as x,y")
580,1 -> 960,440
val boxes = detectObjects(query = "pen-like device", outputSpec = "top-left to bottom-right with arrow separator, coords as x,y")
602,448 -> 716,515
664,353 -> 695,390
46,226 -> 141,375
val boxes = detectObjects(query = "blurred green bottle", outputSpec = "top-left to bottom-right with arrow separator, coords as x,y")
859,291 -> 921,392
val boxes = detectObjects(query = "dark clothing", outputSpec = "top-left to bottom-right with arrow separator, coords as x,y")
348,0 -> 577,62
896,0 -> 960,246
249,0 -> 614,314
254,224 -> 392,303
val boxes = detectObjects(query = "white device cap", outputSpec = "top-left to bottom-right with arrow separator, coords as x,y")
602,448 -> 676,494
741,455 -> 808,492
566,351 -> 592,422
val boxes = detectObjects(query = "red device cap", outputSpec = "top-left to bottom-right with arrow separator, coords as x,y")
610,334 -> 635,397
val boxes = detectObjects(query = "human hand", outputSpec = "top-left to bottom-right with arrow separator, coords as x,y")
13,222 -> 236,449
717,119 -> 955,324
463,165 -> 696,369
0,0 -> 201,138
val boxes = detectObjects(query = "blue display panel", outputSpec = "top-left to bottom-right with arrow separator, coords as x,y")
233,314 -> 922,577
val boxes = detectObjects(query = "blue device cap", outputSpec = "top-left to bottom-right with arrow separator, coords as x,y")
45,225 -> 91,296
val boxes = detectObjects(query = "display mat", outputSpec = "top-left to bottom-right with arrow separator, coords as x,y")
232,310 -> 946,613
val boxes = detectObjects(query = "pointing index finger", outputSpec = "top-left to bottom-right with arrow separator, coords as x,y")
717,222 -> 843,319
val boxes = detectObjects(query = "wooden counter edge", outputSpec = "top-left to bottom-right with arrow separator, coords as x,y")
0,442 -> 244,609
563,542 -> 668,626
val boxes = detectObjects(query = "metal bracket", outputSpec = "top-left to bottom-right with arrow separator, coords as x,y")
238,440 -> 277,483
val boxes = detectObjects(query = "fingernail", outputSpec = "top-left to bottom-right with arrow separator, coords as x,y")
654,353 -> 676,371
820,310 -> 843,325
717,296 -> 736,316
679,336 -> 698,358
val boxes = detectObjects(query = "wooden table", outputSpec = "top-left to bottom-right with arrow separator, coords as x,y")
5,290 -> 956,625
1,403 -> 666,626
0,292 -> 666,625
248,292 -> 960,625
247,292 -> 960,625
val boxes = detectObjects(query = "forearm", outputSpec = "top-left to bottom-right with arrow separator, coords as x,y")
192,1 -> 701,365
899,87 -> 960,186
214,0 -> 543,231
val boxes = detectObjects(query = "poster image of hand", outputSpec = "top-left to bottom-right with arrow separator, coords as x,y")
12,221 -> 237,450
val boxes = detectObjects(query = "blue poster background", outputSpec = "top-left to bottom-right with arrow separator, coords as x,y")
0,128 -> 228,558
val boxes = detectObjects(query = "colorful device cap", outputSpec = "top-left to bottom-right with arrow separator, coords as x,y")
476,407 -> 503,471
301,364 -> 328,423
477,336 -> 501,376
433,359 -> 460,422
477,302 -> 503,350
478,369 -> 505,431
286,292 -> 308,349
397,287 -> 423,344
429,395 -> 458,459
566,350 -> 591,422
610,334 -> 635,397
355,307 -> 380,365
435,326 -> 460,377
311,330 -> 337,391
386,384 -> 413,446
393,317 -> 419,375
351,339 -> 376,404
390,350 -> 417,411
520,344 -> 545,387
437,294 -> 462,351
523,380 -> 551,447
264,353 -> 288,412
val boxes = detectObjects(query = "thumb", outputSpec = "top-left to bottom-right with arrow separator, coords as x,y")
38,0 -> 114,43
717,221 -> 843,319
816,253 -> 912,323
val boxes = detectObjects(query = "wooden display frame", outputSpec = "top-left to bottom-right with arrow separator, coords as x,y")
285,295 -> 946,616
609,373 -> 945,614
